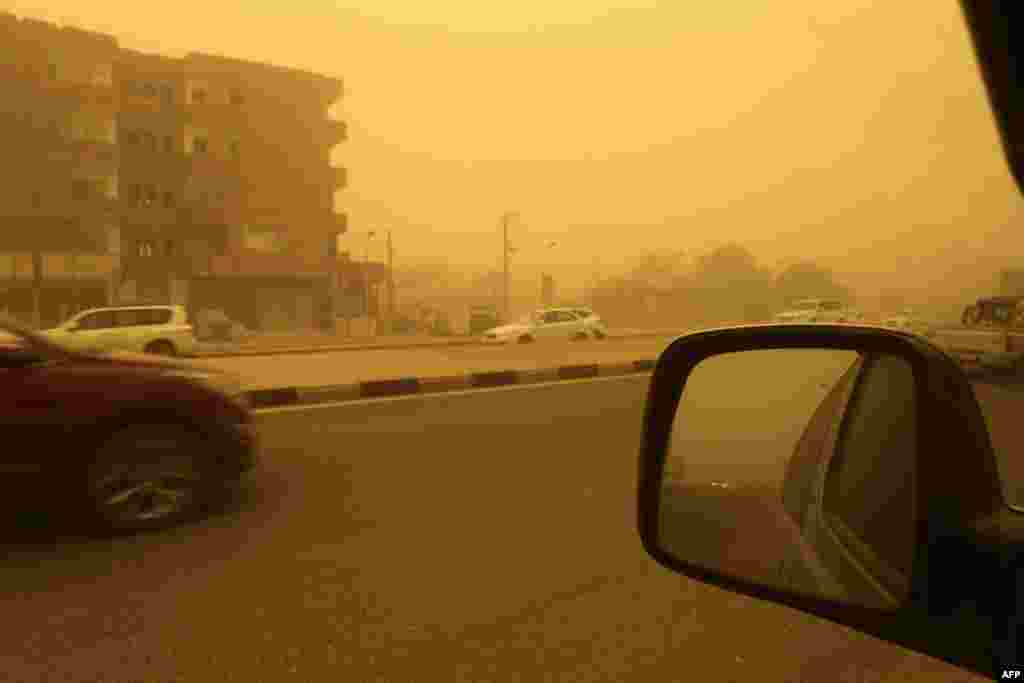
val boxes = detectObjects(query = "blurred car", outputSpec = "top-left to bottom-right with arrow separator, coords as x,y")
774,299 -> 861,323
482,307 -> 601,343
880,308 -> 933,334
0,314 -> 256,533
42,304 -> 197,357
569,306 -> 609,339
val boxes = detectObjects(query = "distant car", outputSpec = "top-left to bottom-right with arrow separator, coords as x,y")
569,307 -> 609,339
774,299 -> 860,323
880,309 -> 933,334
0,314 -> 256,533
482,307 -> 601,343
42,304 -> 197,357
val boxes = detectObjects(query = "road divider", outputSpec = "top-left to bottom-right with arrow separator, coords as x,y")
190,329 -> 686,359
245,358 -> 658,408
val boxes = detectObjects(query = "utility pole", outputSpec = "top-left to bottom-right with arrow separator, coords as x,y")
386,230 -> 394,327
501,211 -> 516,323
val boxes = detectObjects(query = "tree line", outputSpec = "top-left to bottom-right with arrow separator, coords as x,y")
586,243 -> 852,328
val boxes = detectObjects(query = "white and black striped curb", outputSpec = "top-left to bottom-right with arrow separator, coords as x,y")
188,330 -> 686,359
244,358 -> 658,408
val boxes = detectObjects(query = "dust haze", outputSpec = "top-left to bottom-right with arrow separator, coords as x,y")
15,0 -> 1020,300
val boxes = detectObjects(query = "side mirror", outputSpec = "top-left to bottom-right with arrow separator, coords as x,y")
637,324 -> 1018,678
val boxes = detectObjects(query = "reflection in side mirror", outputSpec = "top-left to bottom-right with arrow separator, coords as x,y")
657,348 -> 918,612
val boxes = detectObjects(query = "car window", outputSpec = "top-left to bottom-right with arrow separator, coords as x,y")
114,309 -> 148,326
144,309 -> 173,325
822,353 -> 917,589
554,311 -> 577,322
542,311 -> 561,324
822,301 -> 843,311
76,311 -> 116,330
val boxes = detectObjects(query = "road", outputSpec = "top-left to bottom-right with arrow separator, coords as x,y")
196,336 -> 678,389
0,373 -> 982,682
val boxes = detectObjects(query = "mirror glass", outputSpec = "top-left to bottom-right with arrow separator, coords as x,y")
658,349 -> 918,611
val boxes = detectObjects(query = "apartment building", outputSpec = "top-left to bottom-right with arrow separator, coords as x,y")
0,12 -> 349,329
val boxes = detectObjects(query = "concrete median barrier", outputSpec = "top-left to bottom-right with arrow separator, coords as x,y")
245,357 -> 658,408
189,328 -> 688,359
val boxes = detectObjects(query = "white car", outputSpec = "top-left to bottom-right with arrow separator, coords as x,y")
774,299 -> 859,323
482,307 -> 605,343
42,305 -> 197,356
568,307 -> 609,339
881,309 -> 932,333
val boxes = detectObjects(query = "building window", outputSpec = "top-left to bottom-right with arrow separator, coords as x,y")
142,131 -> 157,151
160,84 -> 174,106
47,62 -> 58,80
145,185 -> 159,206
138,240 -> 155,257
193,136 -> 209,154
191,88 -> 208,105
162,191 -> 175,208
122,129 -> 139,146
165,239 -> 176,257
228,139 -> 241,161
163,135 -> 174,153
141,82 -> 157,98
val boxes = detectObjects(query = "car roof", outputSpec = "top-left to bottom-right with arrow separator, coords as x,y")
77,304 -> 182,314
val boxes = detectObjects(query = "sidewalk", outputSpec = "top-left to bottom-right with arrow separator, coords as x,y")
191,327 -> 687,358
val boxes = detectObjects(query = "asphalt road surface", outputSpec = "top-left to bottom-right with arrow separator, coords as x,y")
196,336 -> 678,389
1,373 -> 985,682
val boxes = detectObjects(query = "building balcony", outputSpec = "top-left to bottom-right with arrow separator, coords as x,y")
327,118 -> 347,145
331,165 -> 348,191
178,202 -> 238,227
119,203 -> 179,228
202,250 -> 330,279
333,211 -> 348,236
41,80 -> 118,109
187,152 -> 242,179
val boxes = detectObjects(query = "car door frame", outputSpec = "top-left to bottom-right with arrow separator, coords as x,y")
798,353 -> 919,610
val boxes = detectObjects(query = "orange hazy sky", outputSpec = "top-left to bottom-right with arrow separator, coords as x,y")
7,0 -> 1022,294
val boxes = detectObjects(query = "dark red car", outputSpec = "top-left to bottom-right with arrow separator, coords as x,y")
0,314 -> 257,533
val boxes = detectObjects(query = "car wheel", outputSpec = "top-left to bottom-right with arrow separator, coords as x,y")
518,334 -> 534,344
592,329 -> 607,340
144,340 -> 177,356
86,425 -> 215,533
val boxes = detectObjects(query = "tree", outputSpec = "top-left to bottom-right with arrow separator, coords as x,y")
775,261 -> 851,306
690,243 -> 776,323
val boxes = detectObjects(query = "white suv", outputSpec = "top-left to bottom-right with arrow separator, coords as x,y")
43,305 -> 197,356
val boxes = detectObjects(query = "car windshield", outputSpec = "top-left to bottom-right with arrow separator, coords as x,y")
1,4 -> 1018,680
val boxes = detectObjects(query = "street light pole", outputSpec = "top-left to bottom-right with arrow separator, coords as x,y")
364,230 -> 376,334
501,211 -> 517,323
386,230 -> 394,325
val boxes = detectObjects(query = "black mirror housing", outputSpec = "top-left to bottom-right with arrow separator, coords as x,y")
637,323 -> 1013,677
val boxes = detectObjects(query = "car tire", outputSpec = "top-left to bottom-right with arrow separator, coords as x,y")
518,334 -> 534,344
85,424 -> 216,534
144,340 -> 177,356
592,329 -> 607,340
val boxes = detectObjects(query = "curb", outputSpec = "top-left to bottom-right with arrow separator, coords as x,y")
245,358 -> 657,409
187,330 -> 683,359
